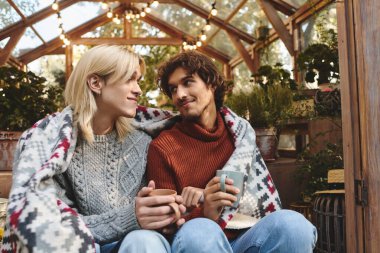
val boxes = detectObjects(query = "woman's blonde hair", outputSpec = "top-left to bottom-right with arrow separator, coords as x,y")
64,45 -> 145,143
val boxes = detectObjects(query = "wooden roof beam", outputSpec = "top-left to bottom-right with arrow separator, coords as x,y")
0,0 -> 77,41
18,5 -> 126,64
175,0 -> 256,44
257,0 -> 294,55
141,14 -> 231,64
0,27 -> 26,66
71,37 -> 183,46
227,32 -> 256,73
267,0 -> 297,16
207,0 -> 248,43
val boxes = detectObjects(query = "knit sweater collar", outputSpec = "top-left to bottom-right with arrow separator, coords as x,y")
176,112 -> 226,141
93,130 -> 117,142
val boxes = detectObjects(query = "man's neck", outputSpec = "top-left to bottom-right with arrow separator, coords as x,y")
195,107 -> 218,130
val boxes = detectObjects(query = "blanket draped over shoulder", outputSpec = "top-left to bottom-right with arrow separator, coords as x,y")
134,106 -> 282,229
1,106 -> 281,253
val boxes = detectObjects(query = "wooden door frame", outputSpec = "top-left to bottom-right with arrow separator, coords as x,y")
337,0 -> 380,252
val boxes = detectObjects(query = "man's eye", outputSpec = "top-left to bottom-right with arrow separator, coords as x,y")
170,87 -> 177,93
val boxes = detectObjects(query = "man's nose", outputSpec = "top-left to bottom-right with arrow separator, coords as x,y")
176,85 -> 187,98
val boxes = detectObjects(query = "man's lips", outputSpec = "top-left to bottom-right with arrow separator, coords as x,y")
179,100 -> 193,107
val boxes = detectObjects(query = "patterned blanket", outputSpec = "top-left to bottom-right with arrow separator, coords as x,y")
1,106 -> 281,252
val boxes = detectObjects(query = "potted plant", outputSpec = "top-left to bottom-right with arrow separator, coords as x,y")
0,66 -> 64,172
226,64 -> 295,161
256,24 -> 270,41
296,142 -> 343,202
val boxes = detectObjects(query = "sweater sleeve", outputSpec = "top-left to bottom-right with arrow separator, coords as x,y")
147,142 -> 205,220
54,172 -> 141,244
147,142 -> 177,190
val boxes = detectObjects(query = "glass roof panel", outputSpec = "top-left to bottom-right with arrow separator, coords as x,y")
283,0 -> 307,8
208,29 -> 238,58
12,27 -> 43,57
190,0 -> 244,20
230,0 -> 270,36
60,2 -> 105,33
148,4 -> 206,37
132,21 -> 169,38
0,0 -> 22,30
11,0 -> 51,17
82,20 -> 124,38
0,37 -> 10,49
33,15 -> 60,42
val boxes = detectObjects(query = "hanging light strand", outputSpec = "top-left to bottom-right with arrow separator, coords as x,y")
189,1 -> 218,50
52,0 -> 70,47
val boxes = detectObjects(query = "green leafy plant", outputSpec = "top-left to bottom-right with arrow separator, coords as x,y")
226,64 -> 294,128
0,66 -> 64,131
296,142 -> 344,201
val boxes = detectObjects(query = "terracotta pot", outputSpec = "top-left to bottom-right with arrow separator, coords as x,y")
0,131 -> 22,171
254,127 -> 277,162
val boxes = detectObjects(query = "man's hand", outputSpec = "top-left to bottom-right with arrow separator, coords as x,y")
135,180 -> 187,230
203,176 -> 240,221
181,186 -> 204,208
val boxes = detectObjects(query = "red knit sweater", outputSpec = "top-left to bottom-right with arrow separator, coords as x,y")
147,113 -> 238,238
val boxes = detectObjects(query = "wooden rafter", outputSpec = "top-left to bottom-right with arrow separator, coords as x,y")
86,0 -> 175,3
141,14 -> 230,64
207,0 -> 248,43
230,0 -> 333,68
267,0 -> 297,16
6,0 -> 46,44
258,0 -> 294,55
71,37 -> 183,46
227,32 -> 256,73
175,0 -> 256,44
0,0 -> 77,41
18,5 -> 126,64
0,27 -> 26,66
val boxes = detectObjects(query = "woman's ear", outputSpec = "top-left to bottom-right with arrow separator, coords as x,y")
87,74 -> 103,95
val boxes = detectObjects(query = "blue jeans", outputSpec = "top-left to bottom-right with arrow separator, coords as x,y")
97,210 -> 317,253
172,210 -> 317,253
95,230 -> 170,253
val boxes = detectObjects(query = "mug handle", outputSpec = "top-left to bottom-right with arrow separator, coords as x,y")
168,202 -> 181,222
220,174 -> 227,192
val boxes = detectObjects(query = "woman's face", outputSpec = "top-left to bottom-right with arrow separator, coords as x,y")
96,65 -> 142,120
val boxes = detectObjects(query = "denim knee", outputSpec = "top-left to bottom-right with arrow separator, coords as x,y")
268,210 -> 317,249
172,218 -> 232,253
118,230 -> 170,253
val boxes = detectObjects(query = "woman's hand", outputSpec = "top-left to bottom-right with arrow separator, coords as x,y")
203,176 -> 239,221
135,180 -> 186,230
181,186 -> 204,208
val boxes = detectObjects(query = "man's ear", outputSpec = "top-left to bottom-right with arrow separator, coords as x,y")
87,74 -> 103,95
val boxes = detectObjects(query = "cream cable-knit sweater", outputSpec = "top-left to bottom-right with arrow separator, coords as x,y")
54,130 -> 151,244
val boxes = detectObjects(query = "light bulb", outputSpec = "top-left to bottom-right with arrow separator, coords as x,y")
200,34 -> 207,41
151,1 -> 159,8
52,3 -> 58,10
58,27 -> 63,33
135,14 -> 140,19
196,41 -> 202,47
107,11 -> 113,18
145,7 -> 151,13
140,11 -> 146,17
101,3 -> 108,9
211,8 -> 217,16
59,34 -> 65,40
204,23 -> 211,31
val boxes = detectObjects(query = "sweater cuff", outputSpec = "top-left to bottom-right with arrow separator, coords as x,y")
119,199 -> 141,233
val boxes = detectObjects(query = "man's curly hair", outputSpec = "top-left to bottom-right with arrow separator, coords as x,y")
156,51 -> 227,109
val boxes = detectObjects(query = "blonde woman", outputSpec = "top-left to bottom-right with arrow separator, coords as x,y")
1,45 -> 183,253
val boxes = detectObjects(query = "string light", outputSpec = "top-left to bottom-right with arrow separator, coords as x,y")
211,2 -> 218,16
101,2 -> 108,10
200,31 -> 207,41
52,0 -> 58,11
204,19 -> 211,31
151,1 -> 159,8
107,7 -> 113,18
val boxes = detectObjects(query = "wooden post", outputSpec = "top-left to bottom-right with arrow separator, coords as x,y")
65,44 -> 73,82
337,0 -> 380,252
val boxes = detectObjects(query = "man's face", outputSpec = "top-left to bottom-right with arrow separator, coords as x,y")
167,67 -> 216,122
